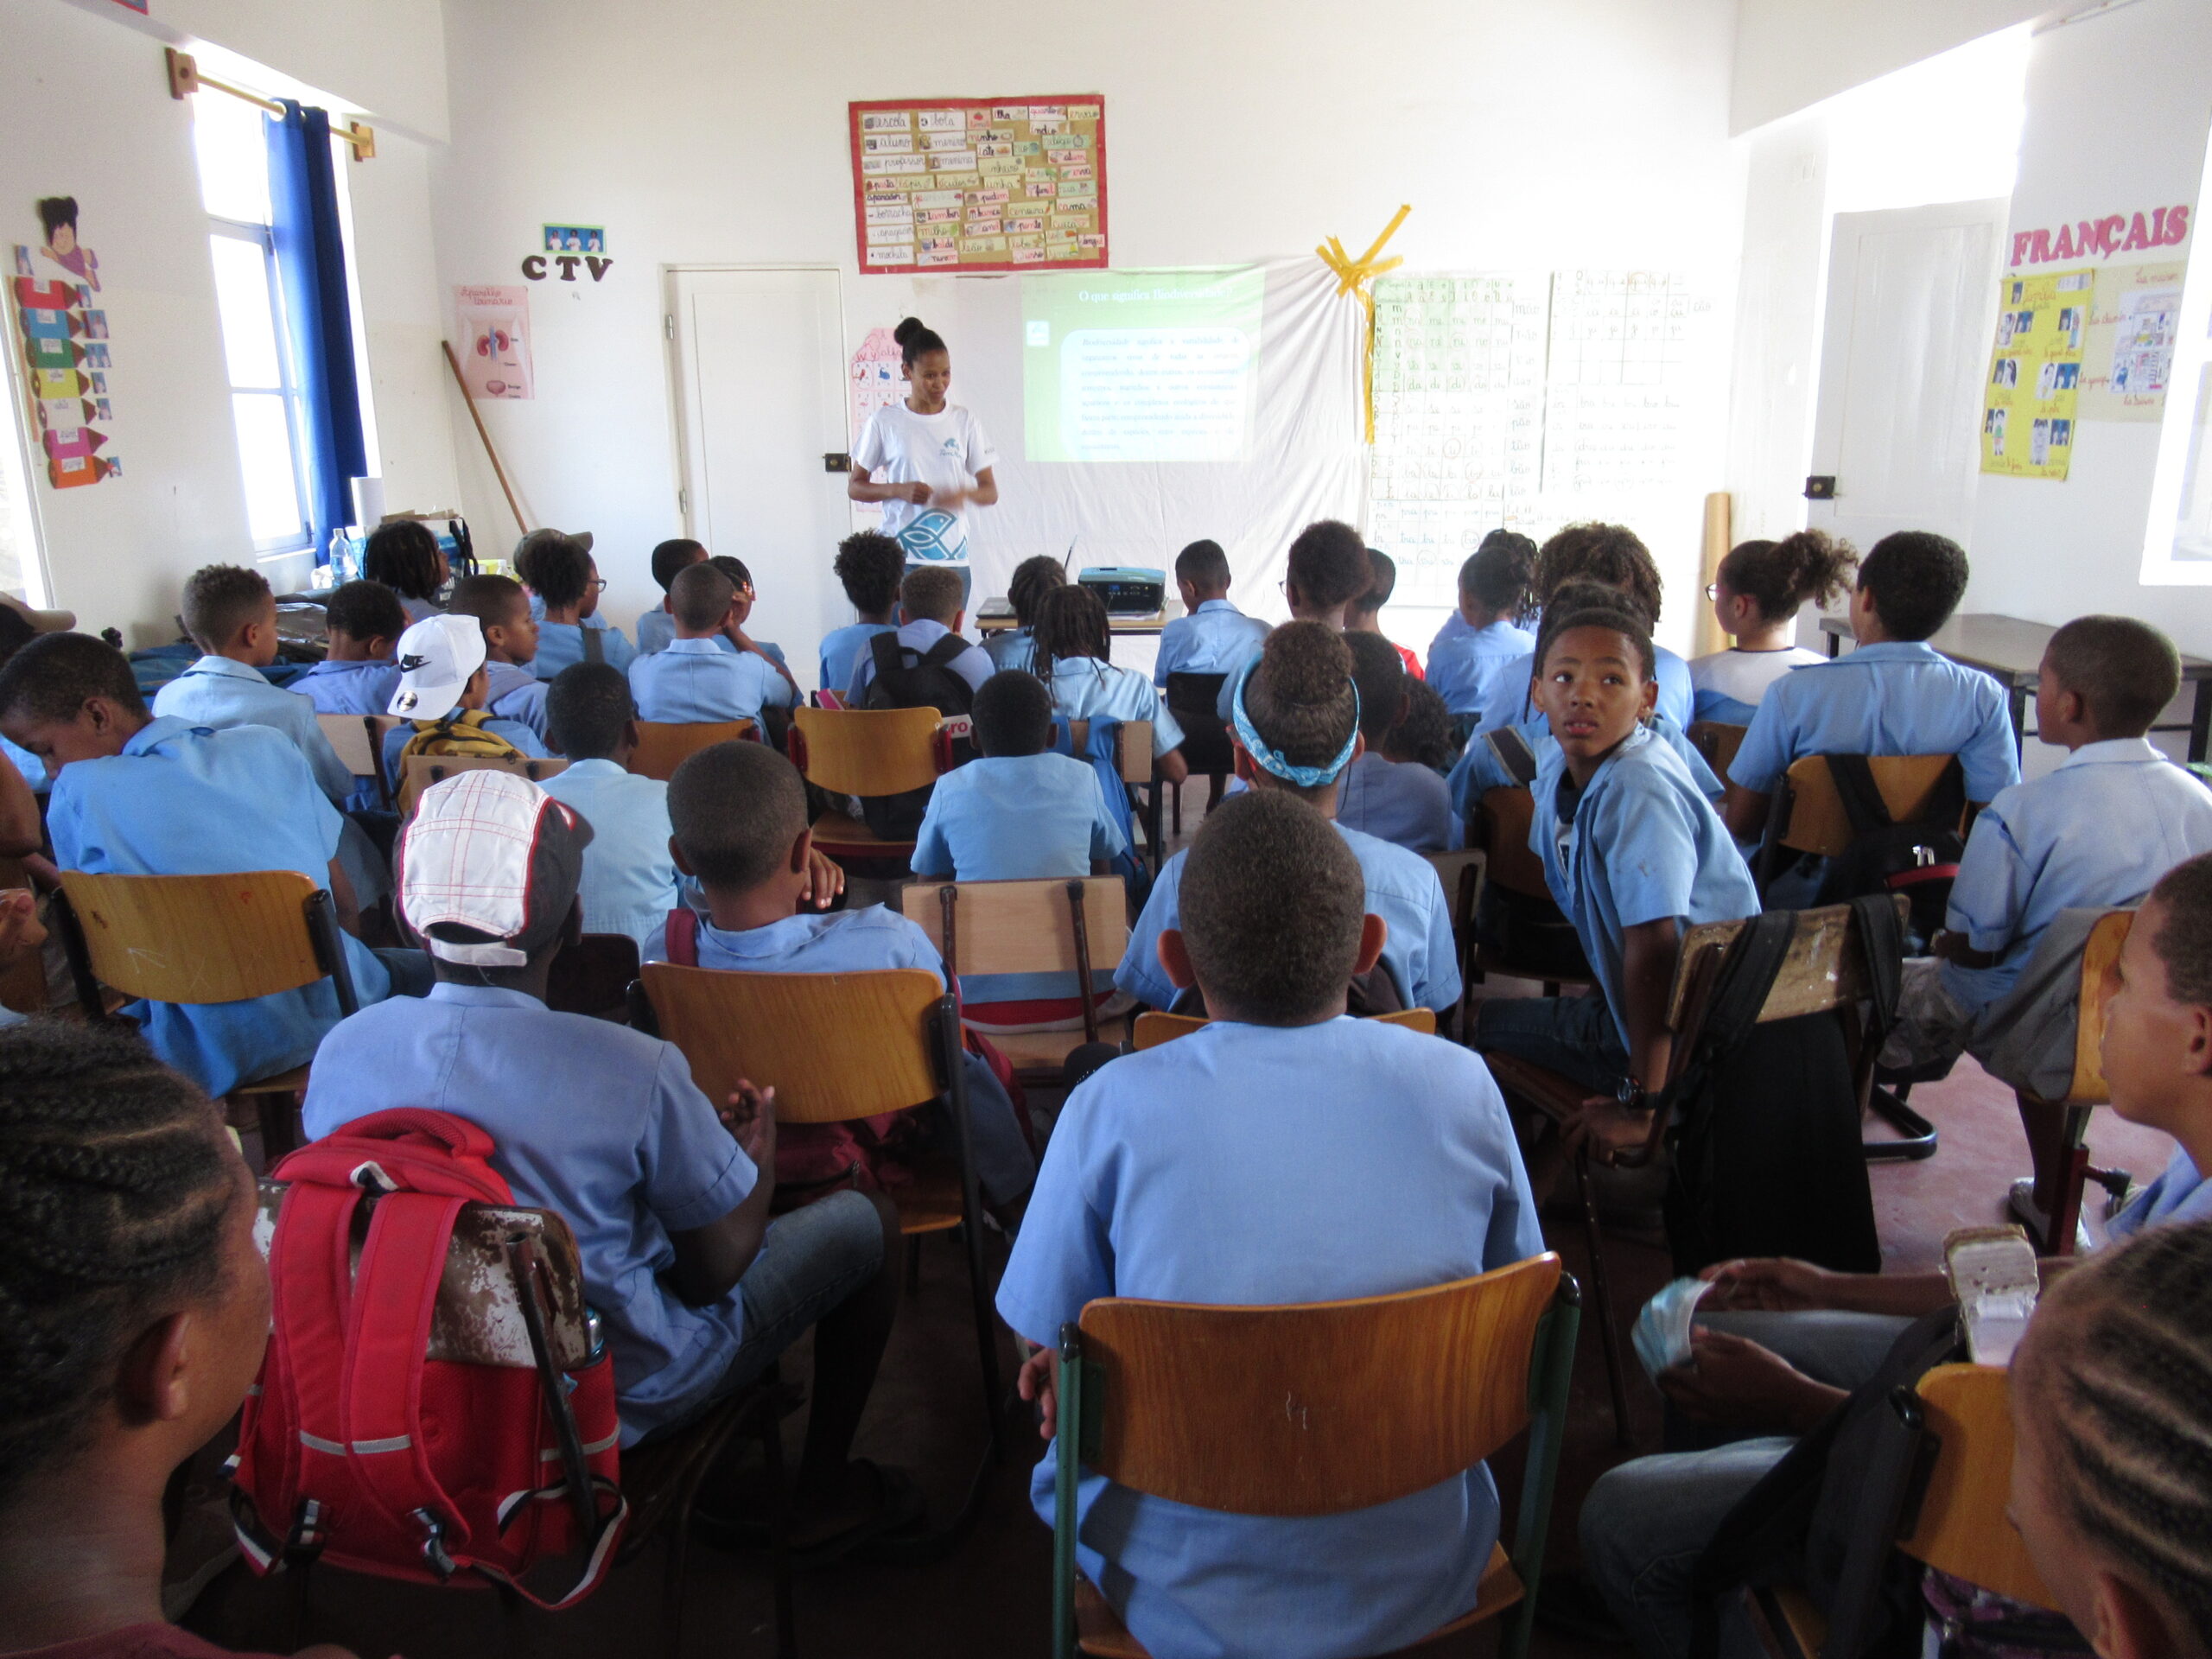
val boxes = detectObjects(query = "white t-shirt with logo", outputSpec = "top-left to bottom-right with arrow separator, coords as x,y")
853,401 -> 997,564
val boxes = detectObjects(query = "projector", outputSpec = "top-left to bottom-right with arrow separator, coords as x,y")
1078,566 -> 1166,617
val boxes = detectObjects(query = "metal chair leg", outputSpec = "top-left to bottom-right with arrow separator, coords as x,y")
1574,1149 -> 1631,1446
763,1400 -> 797,1659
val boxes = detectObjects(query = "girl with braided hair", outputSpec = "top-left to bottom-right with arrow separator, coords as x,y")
1029,584 -> 1189,784
0,1022 -> 351,1657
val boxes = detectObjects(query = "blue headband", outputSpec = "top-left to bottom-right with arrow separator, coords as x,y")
1231,671 -> 1362,787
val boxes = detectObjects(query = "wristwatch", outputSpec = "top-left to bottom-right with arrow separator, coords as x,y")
1615,1077 -> 1650,1112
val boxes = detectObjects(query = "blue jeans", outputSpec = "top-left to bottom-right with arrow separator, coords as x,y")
1579,1310 -> 1915,1659
1472,990 -> 1629,1095
905,561 -> 971,613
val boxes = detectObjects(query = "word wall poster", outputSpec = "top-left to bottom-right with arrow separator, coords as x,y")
1982,267 -> 2091,480
848,96 -> 1107,274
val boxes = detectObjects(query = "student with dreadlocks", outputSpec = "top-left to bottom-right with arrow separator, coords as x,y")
0,1021 -> 354,1659
1030,583 -> 1189,783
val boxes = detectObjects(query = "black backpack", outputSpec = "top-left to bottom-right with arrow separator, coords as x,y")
1659,896 -> 1900,1276
858,632 -> 975,841
1810,755 -> 1967,950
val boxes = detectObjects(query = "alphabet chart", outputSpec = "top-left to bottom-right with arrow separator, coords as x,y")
849,96 -> 1108,275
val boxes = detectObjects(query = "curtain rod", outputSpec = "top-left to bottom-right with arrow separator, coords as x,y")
164,48 -> 375,160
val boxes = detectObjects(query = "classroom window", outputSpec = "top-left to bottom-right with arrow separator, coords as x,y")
194,93 -> 312,555
0,354 -> 41,603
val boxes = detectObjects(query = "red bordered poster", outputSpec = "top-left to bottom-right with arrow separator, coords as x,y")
848,95 -> 1108,276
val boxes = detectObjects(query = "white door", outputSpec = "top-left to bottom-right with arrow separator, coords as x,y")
1808,200 -> 2008,551
668,268 -> 848,690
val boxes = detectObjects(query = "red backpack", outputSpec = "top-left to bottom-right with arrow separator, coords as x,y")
229,1109 -> 627,1608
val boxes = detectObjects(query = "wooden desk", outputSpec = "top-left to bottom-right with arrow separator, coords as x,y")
1818,612 -> 2212,763
974,603 -> 1173,638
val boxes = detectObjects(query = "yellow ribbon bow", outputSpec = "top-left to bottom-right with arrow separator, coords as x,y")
1316,204 -> 1411,445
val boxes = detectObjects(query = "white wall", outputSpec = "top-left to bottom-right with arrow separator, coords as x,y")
428,0 -> 1747,647
1731,0 -> 2047,134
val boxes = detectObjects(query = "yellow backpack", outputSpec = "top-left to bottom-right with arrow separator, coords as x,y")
396,709 -> 523,763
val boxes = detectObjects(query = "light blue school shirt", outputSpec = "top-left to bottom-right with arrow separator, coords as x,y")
538,759 -> 679,956
1473,645 -> 1695,737
1045,658 -> 1186,759
629,637 -> 795,724
482,661 -> 550,740
397,594 -> 441,626
912,752 -> 1128,882
1336,750 -> 1459,853
823,621 -> 899,693
1154,599 -> 1270,686
152,656 -> 355,804
983,627 -> 1040,675
1940,739 -> 2212,1012
299,982 -> 755,1447
1533,725 -> 1761,1051
379,710 -> 550,786
531,619 -> 637,680
996,1017 -> 1545,1659
846,619 -> 995,703
1687,646 -> 1825,728
1118,820 -> 1461,1014
635,608 -> 788,666
3,734 -> 47,794
648,902 -> 939,976
46,717 -> 393,1097
1727,640 -> 2020,802
1447,712 -> 1725,821
2107,1145 -> 2212,1240
1425,614 -> 1536,717
295,658 -> 402,717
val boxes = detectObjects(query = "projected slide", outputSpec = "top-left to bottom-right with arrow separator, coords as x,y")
1023,268 -> 1265,462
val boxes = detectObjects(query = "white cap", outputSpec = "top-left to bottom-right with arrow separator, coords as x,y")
397,770 -> 592,968
387,613 -> 486,719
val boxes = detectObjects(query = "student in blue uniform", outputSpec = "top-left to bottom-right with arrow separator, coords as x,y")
1471,523 -> 1694,736
912,669 -> 1128,882
1119,623 -> 1461,1017
538,662 -> 680,957
1154,537 -> 1268,687
706,556 -> 791,677
0,632 -> 421,1098
847,567 -> 995,703
1578,849 -> 2212,1659
651,740 -> 1035,1214
820,531 -> 905,692
295,579 -> 405,717
1335,630 -> 1456,853
985,555 -> 1069,676
301,770 -> 912,1553
1213,519 -> 1373,721
1033,584 -> 1189,782
1001,788 -> 1543,1659
1425,530 -> 1538,722
1472,594 -> 1760,1134
1348,547 -> 1425,683
1724,530 -> 2018,843
362,519 -> 447,625
152,563 -> 355,805
379,613 -> 550,784
629,563 -> 798,725
516,529 -> 637,678
636,537 -> 709,657
1688,531 -> 1854,725
445,572 -> 549,739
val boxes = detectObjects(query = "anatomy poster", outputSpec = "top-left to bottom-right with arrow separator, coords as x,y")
12,195 -> 119,490
848,96 -> 1106,275
1981,267 -> 2090,480
453,284 -> 533,400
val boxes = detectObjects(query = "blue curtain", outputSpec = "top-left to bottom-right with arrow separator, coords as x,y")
266,101 -> 366,561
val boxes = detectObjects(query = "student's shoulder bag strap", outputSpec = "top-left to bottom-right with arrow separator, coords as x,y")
581,626 -> 605,666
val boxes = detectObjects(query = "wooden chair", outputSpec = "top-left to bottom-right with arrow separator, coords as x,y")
0,855 -> 47,1014
396,753 -> 568,815
1052,1255 -> 1581,1659
2013,909 -> 2132,1255
787,705 -> 945,868
51,870 -> 360,1159
636,963 -> 1008,1459
1685,721 -> 1748,779
899,876 -> 1128,1081
1163,671 -> 1234,834
545,931 -> 641,1022
248,1181 -> 798,1659
1472,787 -> 1594,995
1484,900 -> 1902,1444
1068,717 -> 1161,873
628,718 -> 756,782
1751,1363 -> 2057,1658
1426,849 -> 1487,1029
1132,1007 -> 1438,1051
1752,753 -> 1963,883
315,713 -> 403,810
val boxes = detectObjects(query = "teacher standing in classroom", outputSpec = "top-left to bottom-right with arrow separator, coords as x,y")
847,317 -> 999,611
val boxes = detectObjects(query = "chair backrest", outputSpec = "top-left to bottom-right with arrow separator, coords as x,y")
1131,1007 -> 1437,1051
628,719 -> 756,782
315,712 -> 398,779
1077,1254 -> 1561,1515
1425,849 -> 1486,938
898,876 -> 1128,979
1897,1363 -> 2059,1611
2060,908 -> 2133,1106
1685,721 -> 1748,777
1775,753 -> 1962,858
1065,719 -> 1154,786
1664,899 -> 1904,1036
397,753 -> 569,814
639,963 -> 945,1122
0,856 -> 45,1014
55,869 -> 337,1004
1163,671 -> 1229,718
1477,787 -> 1549,899
789,705 -> 942,796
